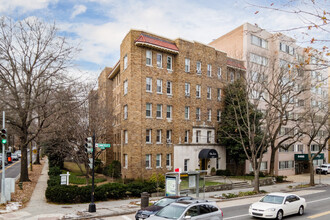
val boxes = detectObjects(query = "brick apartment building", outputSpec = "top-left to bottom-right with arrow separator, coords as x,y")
210,23 -> 329,176
95,30 -> 245,179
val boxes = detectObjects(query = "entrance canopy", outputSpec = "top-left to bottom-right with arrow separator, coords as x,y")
294,153 -> 324,161
198,149 -> 218,159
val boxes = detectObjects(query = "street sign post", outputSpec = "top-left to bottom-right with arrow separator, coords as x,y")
96,143 -> 111,149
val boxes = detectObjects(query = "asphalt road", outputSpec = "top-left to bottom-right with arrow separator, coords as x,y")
103,186 -> 330,220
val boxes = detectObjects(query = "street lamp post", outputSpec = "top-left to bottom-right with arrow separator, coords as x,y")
88,132 -> 96,212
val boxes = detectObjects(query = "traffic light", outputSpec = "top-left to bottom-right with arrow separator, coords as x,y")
85,137 -> 93,154
1,128 -> 7,144
6,151 -> 12,163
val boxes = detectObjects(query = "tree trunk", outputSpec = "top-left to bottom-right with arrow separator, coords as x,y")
269,146 -> 276,176
309,160 -> 315,186
19,142 -> 30,182
34,145 -> 41,164
253,170 -> 260,193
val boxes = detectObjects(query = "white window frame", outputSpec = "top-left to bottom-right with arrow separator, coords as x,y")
124,154 -> 128,168
166,130 -> 172,143
196,130 -> 201,143
196,61 -> 201,74
146,154 -> 151,168
167,56 -> 173,71
207,64 -> 212,77
196,108 -> 201,121
146,103 -> 152,118
124,80 -> 128,95
157,53 -> 162,68
156,104 -> 162,119
124,130 -> 128,144
167,81 -> 172,95
217,88 -> 221,101
185,82 -> 190,96
124,54 -> 128,70
156,154 -> 161,168
166,154 -> 171,167
185,106 -> 190,120
185,58 -> 190,72
184,159 -> 189,171
146,77 -> 152,93
124,105 -> 128,119
196,85 -> 201,98
207,131 -> 212,143
156,130 -> 162,144
208,109 -> 211,121
146,50 -> 152,66
207,87 -> 211,99
166,105 -> 172,119
146,129 -> 152,144
157,79 -> 162,94
217,110 -> 221,122
217,67 -> 222,79
184,130 -> 189,143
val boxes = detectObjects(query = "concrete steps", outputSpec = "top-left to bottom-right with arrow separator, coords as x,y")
232,181 -> 250,189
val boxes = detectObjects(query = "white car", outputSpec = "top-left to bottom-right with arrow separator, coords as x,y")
249,193 -> 306,220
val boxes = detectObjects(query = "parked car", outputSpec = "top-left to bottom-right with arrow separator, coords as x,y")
316,164 -> 330,174
15,150 -> 21,158
147,200 -> 223,220
0,158 -> 8,168
249,192 -> 306,220
135,196 -> 193,220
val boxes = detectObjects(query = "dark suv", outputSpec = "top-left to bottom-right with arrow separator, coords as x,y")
135,196 -> 193,220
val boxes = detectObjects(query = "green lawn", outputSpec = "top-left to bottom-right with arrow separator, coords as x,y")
230,176 -> 267,180
62,171 -> 107,185
180,177 -> 225,190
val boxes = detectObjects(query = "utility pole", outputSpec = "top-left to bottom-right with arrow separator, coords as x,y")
1,111 -> 6,204
88,132 -> 96,212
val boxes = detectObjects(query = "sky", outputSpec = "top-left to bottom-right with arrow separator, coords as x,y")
0,0 -> 329,79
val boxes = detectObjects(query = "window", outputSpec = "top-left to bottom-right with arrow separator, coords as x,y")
184,159 -> 189,171
196,130 -> 201,143
146,50 -> 152,66
196,85 -> 201,98
124,130 -> 128,144
311,145 -> 320,151
166,154 -> 171,167
217,88 -> 221,101
185,106 -> 190,119
124,80 -> 128,95
146,129 -> 151,143
280,42 -> 295,55
146,154 -> 151,168
207,64 -> 212,77
250,53 -> 268,66
157,53 -> 162,68
185,82 -> 190,96
166,105 -> 172,119
124,105 -> 128,119
207,109 -> 211,121
207,131 -> 212,143
157,79 -> 162,94
250,161 -> 268,171
217,110 -> 221,122
167,56 -> 172,70
251,35 -> 268,49
279,161 -> 294,170
184,130 -> 189,143
156,130 -> 162,143
166,130 -> 172,143
146,77 -> 152,92
185,58 -> 190,72
297,99 -> 305,107
217,67 -> 222,79
295,144 -> 303,152
207,87 -> 211,99
124,154 -> 128,168
156,104 -> 162,118
196,108 -> 201,121
196,61 -> 201,74
167,81 -> 172,95
124,54 -> 128,70
156,154 -> 161,168
230,71 -> 235,82
146,103 -> 152,118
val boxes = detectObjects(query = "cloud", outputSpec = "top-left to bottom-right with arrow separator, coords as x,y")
0,0 -> 53,13
71,4 -> 87,19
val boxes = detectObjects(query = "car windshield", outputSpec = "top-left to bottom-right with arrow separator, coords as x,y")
260,195 -> 284,204
321,165 -> 328,168
155,204 -> 186,219
154,198 -> 176,207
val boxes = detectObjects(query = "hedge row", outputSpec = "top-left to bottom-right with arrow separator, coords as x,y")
45,181 -> 160,203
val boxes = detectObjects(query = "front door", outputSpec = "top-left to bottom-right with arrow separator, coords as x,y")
201,159 -> 206,170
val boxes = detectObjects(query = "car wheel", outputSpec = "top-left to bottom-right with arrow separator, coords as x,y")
298,205 -> 304,215
276,210 -> 283,220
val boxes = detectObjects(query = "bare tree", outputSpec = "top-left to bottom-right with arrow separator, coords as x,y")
0,17 -> 78,182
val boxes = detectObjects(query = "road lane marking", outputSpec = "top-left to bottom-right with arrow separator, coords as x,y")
0,160 -> 20,173
308,210 -> 330,219
224,214 -> 249,220
307,197 -> 330,204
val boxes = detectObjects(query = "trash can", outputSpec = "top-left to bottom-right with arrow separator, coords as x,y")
141,192 -> 149,209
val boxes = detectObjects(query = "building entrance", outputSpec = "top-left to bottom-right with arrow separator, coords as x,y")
295,161 -> 309,174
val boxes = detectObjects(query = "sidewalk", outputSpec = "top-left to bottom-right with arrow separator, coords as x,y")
1,159 -> 329,220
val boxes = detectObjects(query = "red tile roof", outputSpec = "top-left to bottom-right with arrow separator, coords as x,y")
227,58 -> 246,70
135,34 -> 179,53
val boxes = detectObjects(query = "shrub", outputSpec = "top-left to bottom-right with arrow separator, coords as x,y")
47,176 -> 61,187
275,175 -> 287,183
94,158 -> 104,174
216,169 -> 231,176
149,173 -> 165,189
103,160 -> 121,178
48,166 -> 61,176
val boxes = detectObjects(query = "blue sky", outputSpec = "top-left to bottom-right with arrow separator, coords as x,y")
0,0 -> 328,79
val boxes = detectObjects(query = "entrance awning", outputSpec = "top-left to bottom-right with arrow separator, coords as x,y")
294,153 -> 324,161
198,149 -> 218,159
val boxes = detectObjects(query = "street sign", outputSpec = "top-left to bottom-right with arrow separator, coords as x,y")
33,149 -> 37,154
96,143 -> 111,149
